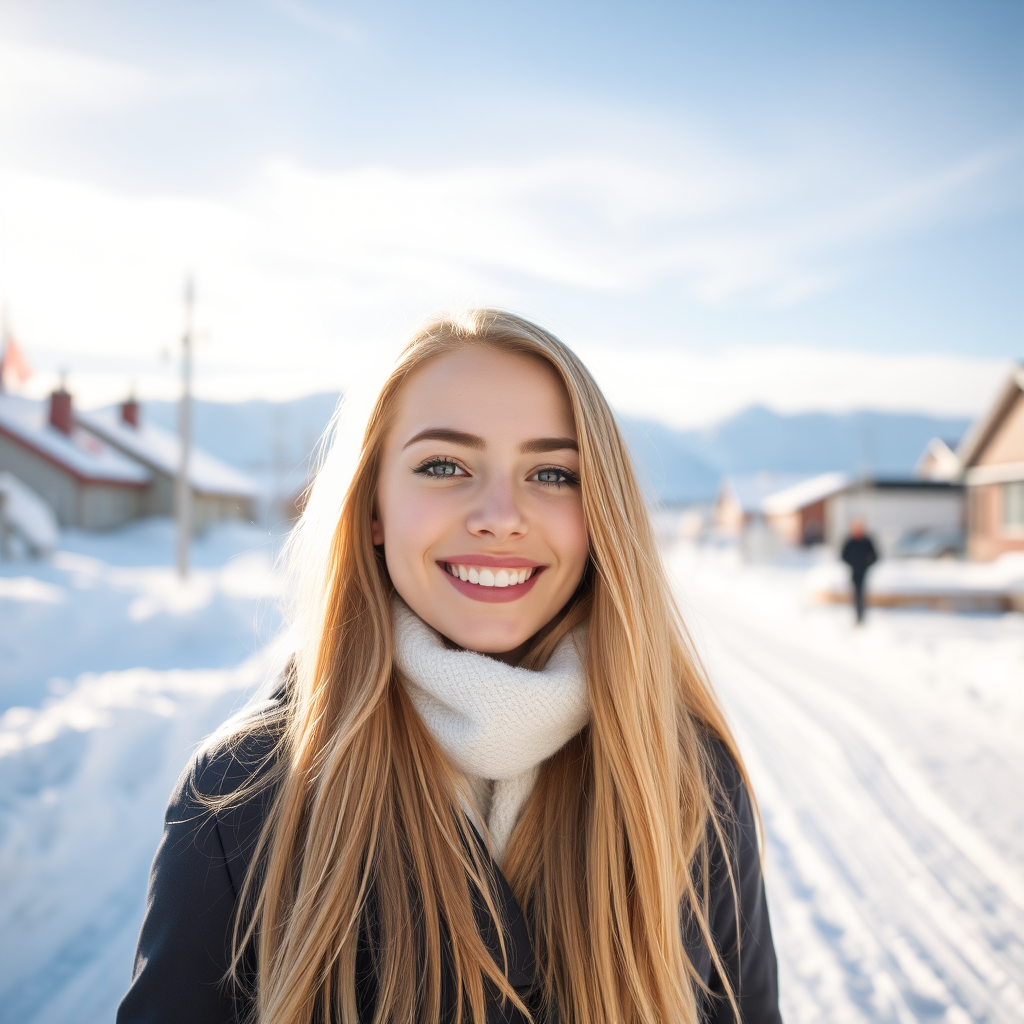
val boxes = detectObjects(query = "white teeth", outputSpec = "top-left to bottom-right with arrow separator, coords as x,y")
448,564 -> 536,586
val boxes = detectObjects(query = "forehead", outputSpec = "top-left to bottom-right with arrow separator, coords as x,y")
390,346 -> 576,440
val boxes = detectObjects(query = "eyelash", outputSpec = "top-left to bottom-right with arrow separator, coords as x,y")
412,458 -> 580,488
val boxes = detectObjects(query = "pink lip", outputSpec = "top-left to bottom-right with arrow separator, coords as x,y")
438,554 -> 546,568
439,563 -> 545,603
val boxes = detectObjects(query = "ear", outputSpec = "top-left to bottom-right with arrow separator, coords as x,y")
371,513 -> 384,546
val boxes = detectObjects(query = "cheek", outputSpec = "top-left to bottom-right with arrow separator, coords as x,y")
544,498 -> 590,575
378,482 -> 456,569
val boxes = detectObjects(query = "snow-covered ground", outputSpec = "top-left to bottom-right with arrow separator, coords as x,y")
1,526 -> 1022,1022
668,543 -> 1024,1023
0,519 -> 288,1023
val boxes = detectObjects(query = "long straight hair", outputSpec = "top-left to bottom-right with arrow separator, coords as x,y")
223,309 -> 750,1024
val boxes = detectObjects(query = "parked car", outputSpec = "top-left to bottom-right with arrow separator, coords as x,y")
890,526 -> 965,559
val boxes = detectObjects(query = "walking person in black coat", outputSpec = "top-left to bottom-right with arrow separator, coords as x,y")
841,519 -> 878,624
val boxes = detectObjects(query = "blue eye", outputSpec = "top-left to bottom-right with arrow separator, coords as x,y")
533,467 -> 580,487
414,458 -> 466,478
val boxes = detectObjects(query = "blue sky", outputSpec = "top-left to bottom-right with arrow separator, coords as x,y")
0,0 -> 1020,422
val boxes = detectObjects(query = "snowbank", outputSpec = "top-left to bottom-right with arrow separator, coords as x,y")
0,517 -> 288,1023
0,472 -> 59,557
0,518 -> 284,712
0,658 -> 284,1024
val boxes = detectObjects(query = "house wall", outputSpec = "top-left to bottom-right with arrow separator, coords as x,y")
967,482 -> 1024,561
766,510 -> 801,546
802,499 -> 826,545
766,499 -> 827,547
134,465 -> 253,533
140,472 -> 176,517
0,433 -> 82,525
965,388 -> 1024,561
79,484 -> 146,529
827,488 -> 964,555
715,493 -> 745,533
192,493 -> 253,533
0,433 -> 144,528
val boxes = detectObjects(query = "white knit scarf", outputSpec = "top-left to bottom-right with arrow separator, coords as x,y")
393,599 -> 590,865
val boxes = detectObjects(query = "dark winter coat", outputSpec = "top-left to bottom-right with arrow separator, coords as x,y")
117,691 -> 782,1024
841,535 -> 878,580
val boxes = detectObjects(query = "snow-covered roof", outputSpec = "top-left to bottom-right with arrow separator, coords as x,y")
956,363 -> 1024,469
719,472 -> 812,515
0,395 -> 151,486
913,438 -> 961,482
762,471 -> 851,515
77,407 -> 259,499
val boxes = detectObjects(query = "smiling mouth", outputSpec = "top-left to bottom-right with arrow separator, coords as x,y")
442,563 -> 540,588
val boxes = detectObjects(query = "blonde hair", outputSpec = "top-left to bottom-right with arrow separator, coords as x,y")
225,309 -> 749,1024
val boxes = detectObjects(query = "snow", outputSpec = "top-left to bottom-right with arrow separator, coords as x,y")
0,518 -> 285,713
668,543 -> 1024,1022
761,471 -> 851,514
0,395 -> 150,485
0,472 -> 59,556
77,408 -> 260,499
1,524 -> 1023,1022
0,518 -> 288,1023
721,472 -> 815,514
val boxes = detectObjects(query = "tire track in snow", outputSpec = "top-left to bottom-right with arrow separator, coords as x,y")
681,579 -> 1024,1023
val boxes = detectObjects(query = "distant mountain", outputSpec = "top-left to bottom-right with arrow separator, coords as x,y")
680,405 -> 971,479
620,406 -> 970,504
616,418 -> 720,505
123,395 -> 971,508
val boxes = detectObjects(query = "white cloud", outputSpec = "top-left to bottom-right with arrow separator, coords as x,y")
0,142 -> 1016,422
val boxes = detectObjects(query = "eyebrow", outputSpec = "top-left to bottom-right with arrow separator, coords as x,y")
403,428 -> 484,450
402,428 -> 578,454
519,436 -> 579,454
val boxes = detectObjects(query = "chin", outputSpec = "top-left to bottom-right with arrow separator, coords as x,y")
444,619 -> 531,655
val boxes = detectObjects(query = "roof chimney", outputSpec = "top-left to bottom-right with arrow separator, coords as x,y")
121,396 -> 140,428
49,387 -> 73,435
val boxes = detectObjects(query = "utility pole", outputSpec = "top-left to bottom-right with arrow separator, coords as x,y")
176,278 -> 194,579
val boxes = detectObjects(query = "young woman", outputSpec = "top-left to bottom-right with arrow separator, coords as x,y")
118,310 -> 781,1024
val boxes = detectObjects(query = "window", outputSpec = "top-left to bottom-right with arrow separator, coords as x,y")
1004,481 -> 1024,531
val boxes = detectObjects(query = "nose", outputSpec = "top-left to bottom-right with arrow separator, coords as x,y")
465,474 -> 528,542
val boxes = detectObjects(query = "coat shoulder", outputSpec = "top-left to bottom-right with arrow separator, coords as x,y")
187,697 -> 285,802
178,663 -> 293,806
117,677 -> 292,1024
698,728 -> 750,815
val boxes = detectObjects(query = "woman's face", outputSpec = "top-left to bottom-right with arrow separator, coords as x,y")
373,346 -> 590,655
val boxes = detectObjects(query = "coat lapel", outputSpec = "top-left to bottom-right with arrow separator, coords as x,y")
473,846 -> 536,991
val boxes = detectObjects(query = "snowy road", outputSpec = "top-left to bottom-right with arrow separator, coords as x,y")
669,545 -> 1024,1024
